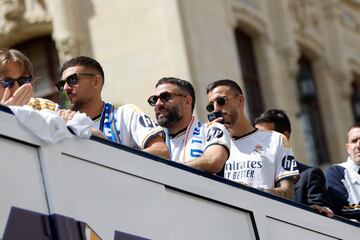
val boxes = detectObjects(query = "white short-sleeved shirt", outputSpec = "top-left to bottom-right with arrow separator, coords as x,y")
169,116 -> 230,163
225,129 -> 298,189
95,103 -> 165,149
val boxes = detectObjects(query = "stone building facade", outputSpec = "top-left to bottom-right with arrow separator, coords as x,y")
0,0 -> 359,166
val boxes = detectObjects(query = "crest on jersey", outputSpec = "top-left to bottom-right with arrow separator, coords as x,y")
253,144 -> 264,154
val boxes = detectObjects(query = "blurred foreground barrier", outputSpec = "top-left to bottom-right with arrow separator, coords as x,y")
0,105 -> 359,240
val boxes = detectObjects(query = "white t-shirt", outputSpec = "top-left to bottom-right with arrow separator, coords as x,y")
169,116 -> 231,163
95,103 -> 165,149
225,129 -> 298,189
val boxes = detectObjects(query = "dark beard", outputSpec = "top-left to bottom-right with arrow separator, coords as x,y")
156,106 -> 183,128
224,108 -> 238,125
70,99 -> 84,112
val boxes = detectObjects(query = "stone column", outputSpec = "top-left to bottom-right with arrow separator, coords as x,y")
264,0 -> 310,163
321,0 -> 354,163
44,0 -> 80,63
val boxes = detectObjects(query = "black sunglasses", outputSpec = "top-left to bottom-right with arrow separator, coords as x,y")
0,75 -> 32,89
147,92 -> 186,106
206,95 -> 237,112
55,72 -> 96,91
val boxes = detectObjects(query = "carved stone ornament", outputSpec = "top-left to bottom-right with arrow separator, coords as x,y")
340,6 -> 360,32
0,0 -> 50,35
280,48 -> 300,80
55,37 -> 78,63
288,0 -> 325,58
23,0 -> 50,23
289,0 -> 320,34
231,0 -> 266,37
0,0 -> 25,34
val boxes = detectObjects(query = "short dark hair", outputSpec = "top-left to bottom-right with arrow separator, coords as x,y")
206,79 -> 243,95
60,56 -> 105,84
156,77 -> 196,113
254,109 -> 291,135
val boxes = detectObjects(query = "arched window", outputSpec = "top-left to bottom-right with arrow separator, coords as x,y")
351,75 -> 360,122
13,35 -> 61,105
297,55 -> 329,166
234,28 -> 264,121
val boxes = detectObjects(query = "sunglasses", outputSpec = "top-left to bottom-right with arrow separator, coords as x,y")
206,95 -> 237,112
55,72 -> 96,91
147,92 -> 186,106
0,75 -> 32,89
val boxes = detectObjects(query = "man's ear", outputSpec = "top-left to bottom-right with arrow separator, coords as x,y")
283,131 -> 290,140
345,143 -> 350,155
93,75 -> 103,89
185,95 -> 192,106
237,95 -> 245,106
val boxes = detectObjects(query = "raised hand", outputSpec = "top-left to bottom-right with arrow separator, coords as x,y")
1,83 -> 32,106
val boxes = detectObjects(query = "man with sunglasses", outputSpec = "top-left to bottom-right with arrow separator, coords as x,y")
206,79 -> 298,199
58,56 -> 169,159
0,48 -> 59,111
148,77 -> 230,175
255,109 -> 333,217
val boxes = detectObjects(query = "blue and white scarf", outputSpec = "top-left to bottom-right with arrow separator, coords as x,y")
99,102 -> 122,144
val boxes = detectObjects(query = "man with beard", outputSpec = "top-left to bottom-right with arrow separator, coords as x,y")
206,79 -> 298,199
58,56 -> 169,159
148,77 -> 230,175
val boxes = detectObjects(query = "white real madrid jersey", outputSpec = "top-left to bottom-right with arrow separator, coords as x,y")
95,104 -> 165,149
169,116 -> 230,163
225,129 -> 298,189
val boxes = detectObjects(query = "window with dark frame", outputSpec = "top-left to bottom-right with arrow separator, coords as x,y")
351,74 -> 360,122
12,35 -> 63,105
297,55 -> 329,166
234,28 -> 264,121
